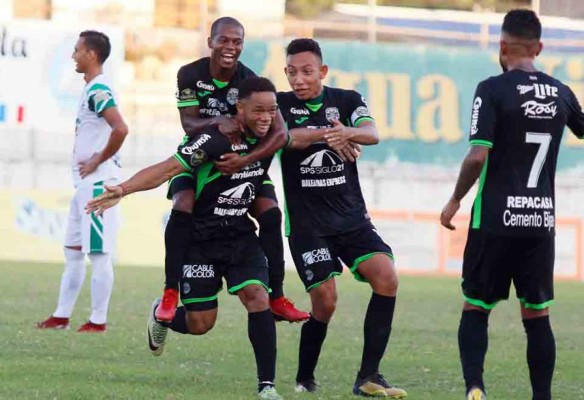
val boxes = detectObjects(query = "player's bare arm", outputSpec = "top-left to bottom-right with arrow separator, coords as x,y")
287,126 -> 360,162
85,156 -> 186,215
441,145 -> 489,230
215,109 -> 288,174
324,119 -> 378,151
179,106 -> 241,137
78,106 -> 128,178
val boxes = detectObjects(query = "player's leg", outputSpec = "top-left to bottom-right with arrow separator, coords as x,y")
157,173 -> 195,322
77,180 -> 118,333
515,236 -> 555,400
288,234 -> 341,393
227,234 -> 281,400
251,178 -> 308,322
459,230 -> 512,399
340,225 -> 404,398
37,188 -> 86,330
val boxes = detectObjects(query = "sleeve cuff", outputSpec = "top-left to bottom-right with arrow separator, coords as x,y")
173,153 -> 193,172
469,139 -> 493,148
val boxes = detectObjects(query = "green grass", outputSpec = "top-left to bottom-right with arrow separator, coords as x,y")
1,261 -> 583,400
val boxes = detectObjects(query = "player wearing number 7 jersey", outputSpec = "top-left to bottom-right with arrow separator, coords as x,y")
440,9 -> 584,400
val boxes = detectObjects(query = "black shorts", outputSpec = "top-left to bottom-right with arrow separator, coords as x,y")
180,232 -> 269,311
257,174 -> 277,202
462,229 -> 555,310
288,222 -> 394,291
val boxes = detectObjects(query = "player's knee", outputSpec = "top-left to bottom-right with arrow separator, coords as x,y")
521,305 -> 549,319
376,268 -> 399,295
311,285 -> 337,322
185,314 -> 215,335
256,207 -> 282,232
238,284 -> 269,312
172,190 -> 195,213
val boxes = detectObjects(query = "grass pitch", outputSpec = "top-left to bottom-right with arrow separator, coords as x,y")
1,261 -> 583,399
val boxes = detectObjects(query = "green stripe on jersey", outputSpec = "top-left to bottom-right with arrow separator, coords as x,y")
354,116 -> 375,127
471,156 -> 489,229
177,100 -> 200,108
212,79 -> 229,89
469,139 -> 493,148
90,181 -> 105,253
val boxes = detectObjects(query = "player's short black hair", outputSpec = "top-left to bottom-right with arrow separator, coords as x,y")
502,9 -> 542,41
210,17 -> 244,38
238,77 -> 276,100
79,30 -> 111,64
286,38 -> 323,61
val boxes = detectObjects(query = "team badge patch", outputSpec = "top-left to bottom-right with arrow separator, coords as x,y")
181,88 -> 197,100
325,107 -> 340,122
355,106 -> 370,117
226,88 -> 239,105
190,149 -> 208,166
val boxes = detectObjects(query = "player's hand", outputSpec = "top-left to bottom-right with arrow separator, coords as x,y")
216,116 -> 243,145
324,119 -> 351,151
78,153 -> 102,178
85,185 -> 124,216
440,197 -> 460,230
215,152 -> 248,175
338,142 -> 361,163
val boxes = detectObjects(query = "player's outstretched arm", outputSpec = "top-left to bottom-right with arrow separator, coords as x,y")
440,145 -> 489,230
79,107 -> 129,178
215,110 -> 287,175
85,156 -> 186,215
324,120 -> 378,152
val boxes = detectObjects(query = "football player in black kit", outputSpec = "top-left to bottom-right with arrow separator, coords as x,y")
441,10 -> 584,400
87,77 -> 285,400
277,38 -> 407,398
160,16 -> 308,324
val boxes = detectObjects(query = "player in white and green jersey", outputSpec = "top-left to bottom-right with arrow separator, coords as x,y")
37,30 -> 129,333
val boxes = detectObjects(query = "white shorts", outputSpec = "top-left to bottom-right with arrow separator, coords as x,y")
65,180 -> 120,254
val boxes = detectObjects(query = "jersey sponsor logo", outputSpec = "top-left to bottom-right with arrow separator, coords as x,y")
200,108 -> 222,117
325,107 -> 340,122
300,149 -> 344,170
217,182 -> 256,206
226,88 -> 239,105
290,107 -> 310,115
207,98 -> 228,112
301,176 -> 346,187
302,248 -> 332,265
470,96 -> 482,135
183,264 -> 215,278
517,83 -> 558,99
231,167 -> 265,180
181,134 -> 211,155
507,196 -> 553,209
521,100 -> 557,119
294,116 -> 309,125
196,81 -> 215,91
502,196 -> 555,231
231,142 -> 249,152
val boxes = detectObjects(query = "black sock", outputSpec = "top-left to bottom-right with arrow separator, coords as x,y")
523,316 -> 555,400
164,209 -> 192,290
248,309 -> 277,384
257,208 -> 285,299
169,306 -> 188,334
296,316 -> 328,382
358,293 -> 396,378
458,310 -> 489,394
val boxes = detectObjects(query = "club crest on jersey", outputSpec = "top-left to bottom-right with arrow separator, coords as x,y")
180,88 -> 197,100
190,149 -> 207,167
325,107 -> 340,122
226,88 -> 239,105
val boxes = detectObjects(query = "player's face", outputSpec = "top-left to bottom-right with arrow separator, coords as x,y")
285,52 -> 328,100
208,23 -> 244,69
238,92 -> 278,138
72,38 -> 91,73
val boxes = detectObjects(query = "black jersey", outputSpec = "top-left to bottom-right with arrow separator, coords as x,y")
175,57 -> 256,118
277,86 -> 375,236
469,70 -> 584,236
174,127 -> 272,240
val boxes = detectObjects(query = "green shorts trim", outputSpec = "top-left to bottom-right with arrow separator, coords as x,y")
350,252 -> 394,282
519,298 -> 554,310
181,293 -> 219,304
169,171 -> 194,185
262,180 -> 274,186
306,271 -> 342,292
464,295 -> 499,310
228,279 -> 270,294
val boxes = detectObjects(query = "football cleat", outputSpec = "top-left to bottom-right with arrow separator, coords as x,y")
36,316 -> 70,330
353,373 -> 407,398
466,387 -> 487,400
258,385 -> 283,400
77,321 -> 107,333
155,288 -> 179,322
270,296 -> 309,322
148,298 -> 169,356
295,379 -> 320,393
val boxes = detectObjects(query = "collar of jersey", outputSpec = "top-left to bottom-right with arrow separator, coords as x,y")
305,91 -> 324,112
212,78 -> 229,89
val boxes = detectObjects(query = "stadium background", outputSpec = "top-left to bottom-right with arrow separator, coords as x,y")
1,0 -> 583,279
